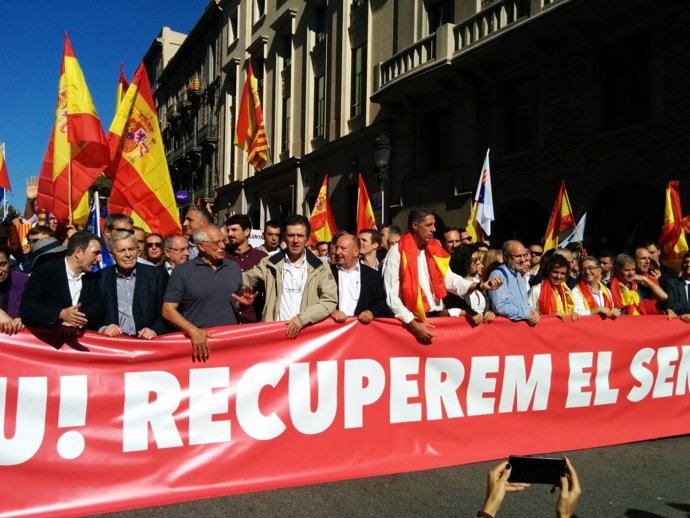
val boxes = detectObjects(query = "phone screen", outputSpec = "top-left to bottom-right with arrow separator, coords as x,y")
507,455 -> 565,484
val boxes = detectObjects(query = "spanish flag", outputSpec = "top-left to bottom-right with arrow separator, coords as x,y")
116,63 -> 129,112
234,59 -> 269,171
356,173 -> 377,234
658,180 -> 690,270
0,143 -> 11,193
309,175 -> 337,244
38,34 -> 110,225
106,63 -> 181,236
543,181 -> 575,252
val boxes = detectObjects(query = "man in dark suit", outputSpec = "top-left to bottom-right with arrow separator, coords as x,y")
330,233 -> 387,324
99,230 -> 169,339
20,231 -> 105,331
667,252 -> 690,323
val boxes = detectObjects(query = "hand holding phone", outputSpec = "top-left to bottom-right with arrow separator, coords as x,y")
507,455 -> 566,485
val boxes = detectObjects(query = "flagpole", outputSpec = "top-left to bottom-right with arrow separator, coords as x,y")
94,190 -> 100,237
68,147 -> 73,226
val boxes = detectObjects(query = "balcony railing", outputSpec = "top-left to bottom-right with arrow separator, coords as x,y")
379,34 -> 436,88
377,0 -> 535,91
454,0 -> 528,51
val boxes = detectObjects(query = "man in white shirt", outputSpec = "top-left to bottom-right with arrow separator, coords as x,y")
383,207 -> 502,344
242,214 -> 337,338
330,233 -> 387,324
20,231 -> 105,330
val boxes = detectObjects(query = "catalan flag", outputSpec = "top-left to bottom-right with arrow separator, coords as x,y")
37,34 -> 110,225
658,180 -> 690,269
106,63 -> 181,236
309,175 -> 337,244
234,59 -> 269,170
543,181 -> 575,252
356,173 -> 377,234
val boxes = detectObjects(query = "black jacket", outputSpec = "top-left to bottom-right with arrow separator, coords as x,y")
100,264 -> 169,335
666,277 -> 690,315
330,262 -> 388,317
20,258 -> 104,331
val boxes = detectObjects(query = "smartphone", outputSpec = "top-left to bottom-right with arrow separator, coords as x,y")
507,455 -> 565,484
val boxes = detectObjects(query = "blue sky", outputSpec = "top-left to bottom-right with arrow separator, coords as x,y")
0,1 -> 206,206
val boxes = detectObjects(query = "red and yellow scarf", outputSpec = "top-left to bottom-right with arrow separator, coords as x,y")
575,281 -> 613,311
537,279 -> 575,316
398,232 -> 449,321
609,277 -> 642,315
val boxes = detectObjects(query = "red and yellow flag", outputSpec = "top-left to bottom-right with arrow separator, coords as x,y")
658,180 -> 690,269
309,175 -> 337,244
543,181 -> 575,251
38,34 -> 110,225
116,63 -> 129,112
356,173 -> 377,234
0,144 -> 11,192
234,59 -> 269,171
106,63 -> 181,236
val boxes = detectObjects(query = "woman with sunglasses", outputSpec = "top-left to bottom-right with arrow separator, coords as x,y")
528,254 -> 578,322
571,256 -> 620,318
144,233 -> 164,266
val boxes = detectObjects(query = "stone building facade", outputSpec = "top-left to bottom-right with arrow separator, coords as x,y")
147,0 -> 690,253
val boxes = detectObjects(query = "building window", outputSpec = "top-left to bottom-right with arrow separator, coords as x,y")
314,74 -> 326,138
352,0 -> 365,7
252,56 -> 265,94
254,0 -> 266,23
282,95 -> 291,153
351,44 -> 367,118
228,9 -> 238,43
598,33 -> 652,131
315,5 -> 328,43
207,44 -> 216,84
282,34 -> 292,69
426,0 -> 454,33
503,78 -> 538,154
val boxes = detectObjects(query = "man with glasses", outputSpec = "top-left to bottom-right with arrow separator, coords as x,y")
161,233 -> 189,275
488,240 -> 540,325
103,214 -> 135,241
525,244 -> 543,287
459,228 -> 474,246
163,225 -> 244,362
19,225 -> 54,273
241,214 -> 338,339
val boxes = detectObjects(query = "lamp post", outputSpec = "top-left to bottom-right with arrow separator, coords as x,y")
373,132 -> 391,226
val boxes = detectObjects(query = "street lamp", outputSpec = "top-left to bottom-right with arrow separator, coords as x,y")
373,132 -> 391,225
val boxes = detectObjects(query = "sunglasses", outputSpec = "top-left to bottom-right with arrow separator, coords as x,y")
529,251 -> 543,256
146,242 -> 162,249
112,228 -> 135,234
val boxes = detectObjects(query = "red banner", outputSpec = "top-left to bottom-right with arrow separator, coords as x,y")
2,317 -> 690,517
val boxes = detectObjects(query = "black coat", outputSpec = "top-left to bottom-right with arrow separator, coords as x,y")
20,258 -> 104,331
331,263 -> 388,317
99,264 -> 169,335
666,277 -> 690,315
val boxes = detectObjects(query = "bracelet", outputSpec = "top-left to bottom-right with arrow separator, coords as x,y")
477,512 -> 494,518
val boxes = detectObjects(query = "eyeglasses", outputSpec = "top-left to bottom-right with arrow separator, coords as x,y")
529,251 -> 543,256
508,253 -> 530,260
461,236 -> 473,243
146,242 -> 162,249
166,247 -> 189,253
582,266 -> 601,272
200,240 -> 224,247
471,257 -> 481,263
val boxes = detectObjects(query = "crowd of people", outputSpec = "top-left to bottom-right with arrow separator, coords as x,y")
1,176 -> 689,360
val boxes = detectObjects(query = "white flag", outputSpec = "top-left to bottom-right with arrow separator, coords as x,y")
474,148 -> 494,236
559,212 -> 587,248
